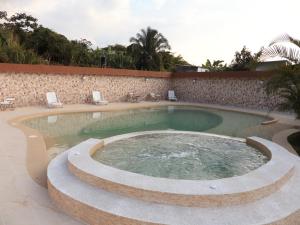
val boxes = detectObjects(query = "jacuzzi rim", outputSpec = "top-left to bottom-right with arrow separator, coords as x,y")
67,130 -> 294,197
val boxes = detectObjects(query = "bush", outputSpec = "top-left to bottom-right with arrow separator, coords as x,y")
265,65 -> 300,118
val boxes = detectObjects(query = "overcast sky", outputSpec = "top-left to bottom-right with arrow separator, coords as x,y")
1,0 -> 300,65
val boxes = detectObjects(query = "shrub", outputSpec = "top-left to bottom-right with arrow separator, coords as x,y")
265,65 -> 300,119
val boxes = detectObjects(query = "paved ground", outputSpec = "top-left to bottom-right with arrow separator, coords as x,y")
0,107 -> 85,225
0,102 -> 299,225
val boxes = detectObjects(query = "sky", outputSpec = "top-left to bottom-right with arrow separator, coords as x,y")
1,0 -> 300,65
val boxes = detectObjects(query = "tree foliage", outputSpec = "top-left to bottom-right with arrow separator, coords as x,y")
129,27 -> 171,70
201,46 -> 262,72
264,65 -> 300,118
0,11 -> 188,71
262,34 -> 300,117
159,52 -> 187,71
230,46 -> 262,71
201,59 -> 229,72
262,34 -> 300,64
27,26 -> 72,64
0,24 -> 43,64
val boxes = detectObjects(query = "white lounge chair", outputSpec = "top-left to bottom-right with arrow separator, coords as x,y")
46,92 -> 63,108
147,93 -> 160,101
127,92 -> 140,103
92,91 -> 108,105
0,97 -> 15,111
168,90 -> 177,101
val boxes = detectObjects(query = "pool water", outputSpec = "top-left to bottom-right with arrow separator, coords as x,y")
92,133 -> 269,180
23,106 -> 270,159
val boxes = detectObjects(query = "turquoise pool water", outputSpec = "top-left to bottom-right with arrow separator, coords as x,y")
93,133 -> 269,180
23,106 -> 268,159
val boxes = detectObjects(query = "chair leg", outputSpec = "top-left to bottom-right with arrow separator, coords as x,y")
9,103 -> 15,110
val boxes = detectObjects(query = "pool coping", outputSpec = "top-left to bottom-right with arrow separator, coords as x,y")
67,131 -> 295,207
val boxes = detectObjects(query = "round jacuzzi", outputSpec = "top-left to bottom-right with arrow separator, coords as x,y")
92,132 -> 269,180
66,130 -> 294,207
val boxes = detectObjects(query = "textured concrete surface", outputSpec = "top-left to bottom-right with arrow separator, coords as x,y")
273,129 -> 300,155
0,111 -> 82,225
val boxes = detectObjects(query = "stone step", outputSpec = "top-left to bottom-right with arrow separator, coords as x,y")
66,133 -> 295,207
47,148 -> 300,225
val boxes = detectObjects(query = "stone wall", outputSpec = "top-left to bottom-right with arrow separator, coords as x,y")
0,63 -> 281,109
0,73 -> 170,106
172,77 -> 280,110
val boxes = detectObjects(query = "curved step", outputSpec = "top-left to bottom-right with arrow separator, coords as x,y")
48,147 -> 300,225
67,131 -> 295,207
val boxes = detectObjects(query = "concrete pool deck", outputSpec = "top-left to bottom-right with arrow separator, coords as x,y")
0,102 -> 299,225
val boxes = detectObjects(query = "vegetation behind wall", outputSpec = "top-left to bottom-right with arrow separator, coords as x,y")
0,11 -> 188,71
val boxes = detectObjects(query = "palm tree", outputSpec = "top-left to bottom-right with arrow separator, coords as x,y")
264,65 -> 300,118
262,34 -> 300,63
262,34 -> 300,118
129,27 -> 170,70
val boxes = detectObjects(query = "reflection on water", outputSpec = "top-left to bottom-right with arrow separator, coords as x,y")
23,106 -> 286,159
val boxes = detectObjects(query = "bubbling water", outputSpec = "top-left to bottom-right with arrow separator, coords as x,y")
93,133 -> 269,180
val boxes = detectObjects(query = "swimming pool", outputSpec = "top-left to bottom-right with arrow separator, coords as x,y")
23,105 -> 269,159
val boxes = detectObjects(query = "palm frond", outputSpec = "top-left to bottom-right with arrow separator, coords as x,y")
262,44 -> 300,63
270,33 -> 300,48
129,37 -> 138,43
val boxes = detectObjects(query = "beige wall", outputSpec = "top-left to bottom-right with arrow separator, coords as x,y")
0,71 -> 281,110
172,78 -> 281,110
0,73 -> 170,106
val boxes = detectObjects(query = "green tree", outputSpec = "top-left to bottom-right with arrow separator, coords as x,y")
27,26 -> 72,64
264,65 -> 300,118
89,47 -> 103,67
70,39 -> 92,66
100,44 -> 135,69
202,59 -> 229,72
230,46 -> 262,71
0,11 -> 189,70
6,12 -> 38,32
160,52 -> 188,71
0,26 -> 43,64
129,27 -> 171,70
262,34 -> 300,64
1,11 -> 38,45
